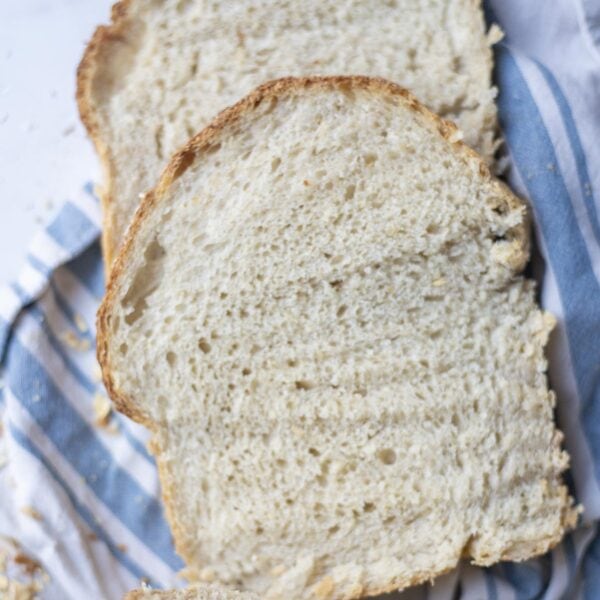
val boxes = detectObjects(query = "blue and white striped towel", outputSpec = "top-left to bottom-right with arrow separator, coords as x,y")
1,0 -> 600,597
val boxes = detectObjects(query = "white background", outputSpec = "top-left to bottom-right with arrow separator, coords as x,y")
0,0 -> 113,284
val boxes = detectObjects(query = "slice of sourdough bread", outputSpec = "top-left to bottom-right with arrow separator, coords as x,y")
125,584 -> 259,599
98,77 -> 577,599
78,0 -> 499,268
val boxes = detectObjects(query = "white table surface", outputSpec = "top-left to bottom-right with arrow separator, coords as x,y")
0,0 -> 114,284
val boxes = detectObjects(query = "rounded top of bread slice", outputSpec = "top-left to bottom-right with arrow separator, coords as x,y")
99,77 -> 575,599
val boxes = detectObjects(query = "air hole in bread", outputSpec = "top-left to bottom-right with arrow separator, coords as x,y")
166,351 -> 176,367
378,449 -> 397,465
121,238 -> 166,325
295,380 -> 315,391
452,56 -> 464,74
198,338 -> 211,353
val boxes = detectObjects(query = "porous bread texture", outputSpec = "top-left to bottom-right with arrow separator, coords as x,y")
98,77 -> 577,600
125,584 -> 259,599
78,0 -> 499,268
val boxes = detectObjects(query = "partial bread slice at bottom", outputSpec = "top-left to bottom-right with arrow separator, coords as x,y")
99,77 -> 577,599
125,584 -> 259,599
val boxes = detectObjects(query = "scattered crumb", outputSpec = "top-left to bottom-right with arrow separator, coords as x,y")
93,393 -> 112,427
62,124 -> 76,137
92,363 -> 103,383
13,554 -> 42,577
487,23 -> 504,45
86,532 -> 98,542
432,277 -> 447,287
60,330 -> 91,352
0,541 -> 48,599
3,538 -> 19,552
20,507 -> 43,522
3,578 -> 42,599
116,544 -> 128,554
74,314 -> 88,334
303,180 -> 311,186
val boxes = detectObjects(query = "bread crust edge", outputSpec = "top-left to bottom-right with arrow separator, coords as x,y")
76,0 -> 135,270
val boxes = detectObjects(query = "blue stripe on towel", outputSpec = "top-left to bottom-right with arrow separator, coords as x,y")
535,60 -> 600,243
9,422 -> 158,585
4,337 -> 183,570
66,241 -> 105,299
495,45 -> 600,491
46,202 -> 99,254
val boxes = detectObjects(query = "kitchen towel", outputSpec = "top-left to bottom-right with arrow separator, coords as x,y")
1,0 -> 600,597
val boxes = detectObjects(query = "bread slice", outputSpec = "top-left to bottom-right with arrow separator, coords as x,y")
78,0 -> 499,268
98,77 -> 576,599
125,584 -> 259,599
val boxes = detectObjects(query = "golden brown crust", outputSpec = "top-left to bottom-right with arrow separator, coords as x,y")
97,75 -> 552,600
76,0 -> 135,270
